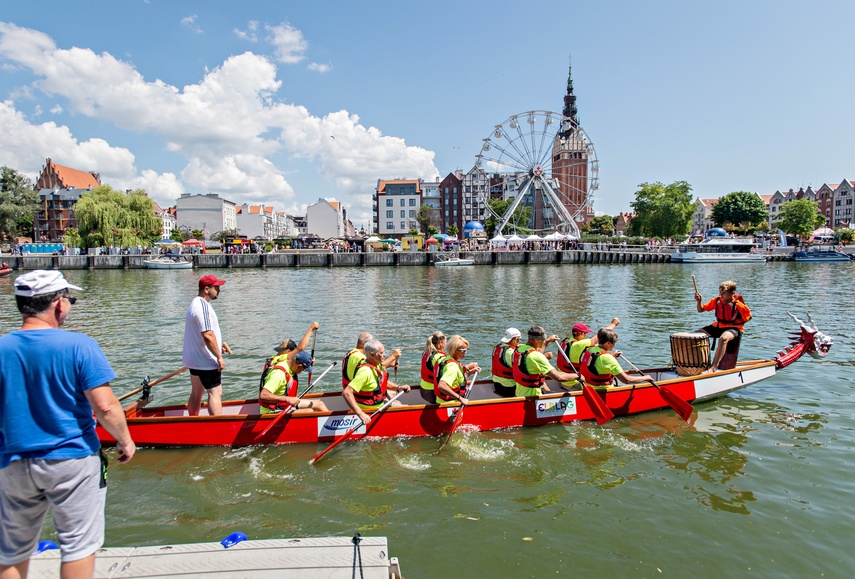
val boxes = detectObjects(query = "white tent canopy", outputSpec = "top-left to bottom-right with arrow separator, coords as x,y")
506,234 -> 524,243
365,236 -> 381,242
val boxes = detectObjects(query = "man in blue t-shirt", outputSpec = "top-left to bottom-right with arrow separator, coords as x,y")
0,270 -> 136,578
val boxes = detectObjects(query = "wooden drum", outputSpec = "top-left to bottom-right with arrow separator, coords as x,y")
670,332 -> 710,376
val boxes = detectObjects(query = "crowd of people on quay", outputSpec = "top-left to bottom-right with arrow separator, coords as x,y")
0,269 -> 751,575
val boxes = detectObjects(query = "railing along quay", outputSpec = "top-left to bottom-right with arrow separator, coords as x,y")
1,249 -> 800,271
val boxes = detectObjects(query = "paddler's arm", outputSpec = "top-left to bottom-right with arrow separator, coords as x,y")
87,384 -> 136,463
342,386 -> 371,425
296,322 -> 320,352
381,348 -> 401,369
546,368 -> 578,388
695,292 -> 704,312
437,379 -> 466,405
591,317 -> 620,348
201,329 -> 225,370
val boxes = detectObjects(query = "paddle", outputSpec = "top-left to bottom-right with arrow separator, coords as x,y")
309,390 -> 406,465
435,371 -> 479,455
118,366 -> 188,402
306,329 -> 317,387
555,340 -> 613,425
691,274 -> 699,297
257,361 -> 338,439
619,354 -> 694,421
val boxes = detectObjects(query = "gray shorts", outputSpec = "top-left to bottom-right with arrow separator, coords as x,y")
0,454 -> 106,564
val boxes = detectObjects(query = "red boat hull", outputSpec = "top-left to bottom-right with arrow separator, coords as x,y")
98,360 -> 780,447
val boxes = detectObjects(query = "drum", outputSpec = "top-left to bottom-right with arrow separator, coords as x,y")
670,332 -> 710,376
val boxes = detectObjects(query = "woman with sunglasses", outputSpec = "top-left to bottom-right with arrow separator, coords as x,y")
433,335 -> 481,405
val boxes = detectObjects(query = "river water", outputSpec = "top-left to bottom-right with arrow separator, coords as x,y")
1,262 -> 853,577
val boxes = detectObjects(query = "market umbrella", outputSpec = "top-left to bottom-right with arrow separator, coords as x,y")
426,237 -> 438,244
380,238 -> 397,243
365,236 -> 381,242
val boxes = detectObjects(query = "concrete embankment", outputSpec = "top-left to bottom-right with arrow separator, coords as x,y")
2,250 -> 798,271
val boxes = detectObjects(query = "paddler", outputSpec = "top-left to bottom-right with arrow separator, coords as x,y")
556,318 -> 620,389
419,331 -> 447,402
491,328 -> 521,397
694,279 -> 752,373
341,332 -> 401,388
342,339 -> 411,426
272,321 -> 319,360
433,335 -> 480,405
578,328 -> 653,388
259,350 -> 329,414
513,326 -> 578,397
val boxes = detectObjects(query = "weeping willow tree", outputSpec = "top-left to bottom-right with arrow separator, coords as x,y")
74,186 -> 161,248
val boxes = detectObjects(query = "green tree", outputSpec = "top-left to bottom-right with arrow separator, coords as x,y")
170,228 -> 186,242
447,224 -> 459,237
776,199 -> 825,238
836,227 -> 854,245
589,214 -> 615,235
483,198 -> 533,237
416,204 -> 439,237
74,185 -> 161,248
0,166 -> 39,240
711,191 -> 769,230
211,228 -> 239,242
628,181 -> 694,238
63,228 -> 82,248
191,228 -> 205,240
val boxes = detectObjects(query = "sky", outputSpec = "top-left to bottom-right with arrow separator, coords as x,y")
1,0 -> 853,231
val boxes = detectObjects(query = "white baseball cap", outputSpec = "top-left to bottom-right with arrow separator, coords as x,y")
14,270 -> 82,297
501,328 -> 521,343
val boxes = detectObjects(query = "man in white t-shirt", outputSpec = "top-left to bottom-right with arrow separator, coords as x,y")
183,275 -> 227,415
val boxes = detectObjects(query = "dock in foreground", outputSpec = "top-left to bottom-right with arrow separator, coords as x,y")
28,536 -> 402,578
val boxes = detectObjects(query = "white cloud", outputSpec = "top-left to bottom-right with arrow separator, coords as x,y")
234,21 -> 258,43
50,104 -> 62,114
307,62 -> 331,73
0,22 -> 438,222
264,22 -> 307,64
181,15 -> 202,34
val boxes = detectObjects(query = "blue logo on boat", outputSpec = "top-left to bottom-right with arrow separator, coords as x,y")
318,415 -> 365,437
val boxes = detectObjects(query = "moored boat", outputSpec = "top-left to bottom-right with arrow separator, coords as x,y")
144,255 -> 193,269
99,314 -> 832,448
790,244 -> 852,262
434,256 -> 474,266
670,228 -> 765,264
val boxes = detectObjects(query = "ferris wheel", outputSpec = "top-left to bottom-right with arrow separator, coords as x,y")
474,110 -> 599,238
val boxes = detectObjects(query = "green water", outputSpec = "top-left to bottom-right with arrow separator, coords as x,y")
1,262 -> 853,577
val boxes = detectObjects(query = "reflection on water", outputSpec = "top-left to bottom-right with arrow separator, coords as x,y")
2,263 -> 855,576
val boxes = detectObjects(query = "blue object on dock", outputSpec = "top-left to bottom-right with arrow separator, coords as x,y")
220,532 -> 247,549
36,541 -> 58,553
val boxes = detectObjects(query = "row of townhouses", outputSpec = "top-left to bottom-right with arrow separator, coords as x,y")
691,180 -> 855,234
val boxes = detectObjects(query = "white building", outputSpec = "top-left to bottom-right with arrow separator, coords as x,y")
153,202 -> 176,239
175,193 -> 237,240
235,204 -> 275,239
461,167 -> 489,223
691,198 -> 717,234
307,198 -> 345,239
375,179 -> 421,238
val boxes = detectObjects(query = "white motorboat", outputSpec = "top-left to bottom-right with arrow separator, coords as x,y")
144,256 -> 193,269
670,229 -> 766,264
434,256 -> 474,267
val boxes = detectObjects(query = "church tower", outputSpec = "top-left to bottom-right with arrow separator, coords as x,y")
551,64 -> 592,223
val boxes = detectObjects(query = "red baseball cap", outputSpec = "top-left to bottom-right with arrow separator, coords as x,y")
199,275 -> 226,289
572,322 -> 593,334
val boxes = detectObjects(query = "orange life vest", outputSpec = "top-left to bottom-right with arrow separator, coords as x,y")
513,348 -> 545,389
556,340 -> 575,373
421,351 -> 443,385
433,358 -> 466,401
579,348 -> 615,387
491,344 -> 515,380
715,296 -> 751,328
352,365 -> 389,407
341,348 -> 363,389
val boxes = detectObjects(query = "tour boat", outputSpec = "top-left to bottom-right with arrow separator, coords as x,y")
98,314 -> 831,448
669,236 -> 766,264
790,245 -> 852,263
143,256 -> 194,269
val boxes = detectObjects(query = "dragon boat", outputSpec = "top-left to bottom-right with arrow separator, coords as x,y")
98,314 -> 832,448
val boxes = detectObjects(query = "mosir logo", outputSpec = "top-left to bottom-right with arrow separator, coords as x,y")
535,397 -> 577,419
318,415 -> 365,437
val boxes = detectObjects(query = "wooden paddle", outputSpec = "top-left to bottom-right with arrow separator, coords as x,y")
555,340 -> 614,425
619,354 -> 694,421
691,274 -> 699,296
435,371 -> 479,455
256,361 -> 337,439
306,328 -> 317,387
118,367 -> 188,402
309,390 -> 406,465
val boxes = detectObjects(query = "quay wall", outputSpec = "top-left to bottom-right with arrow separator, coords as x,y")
2,250 -> 799,272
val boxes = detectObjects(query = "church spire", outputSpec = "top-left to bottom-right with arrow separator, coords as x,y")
561,60 -> 579,135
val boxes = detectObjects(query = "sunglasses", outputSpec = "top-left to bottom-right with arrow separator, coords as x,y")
458,348 -> 468,353
61,293 -> 77,305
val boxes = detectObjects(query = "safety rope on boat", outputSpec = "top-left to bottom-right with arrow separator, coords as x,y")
351,532 -> 364,579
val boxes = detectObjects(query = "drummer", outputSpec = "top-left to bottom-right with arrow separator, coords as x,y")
694,280 -> 752,372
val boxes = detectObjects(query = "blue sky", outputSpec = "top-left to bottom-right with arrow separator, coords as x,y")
1,0 -> 853,230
